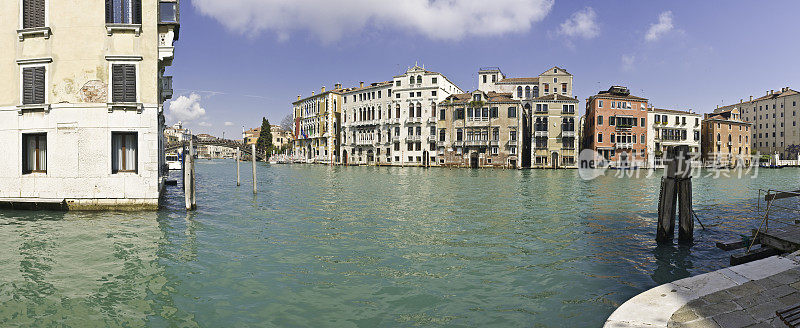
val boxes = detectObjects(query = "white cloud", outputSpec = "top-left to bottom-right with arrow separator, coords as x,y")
198,122 -> 212,127
167,93 -> 207,122
224,121 -> 234,126
621,54 -> 635,71
193,0 -> 554,43
645,11 -> 674,42
557,7 -> 599,39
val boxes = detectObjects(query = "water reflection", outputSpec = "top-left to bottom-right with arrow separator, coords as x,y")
651,244 -> 693,285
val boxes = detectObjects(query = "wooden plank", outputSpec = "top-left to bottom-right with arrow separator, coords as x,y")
765,189 -> 800,202
730,246 -> 780,266
716,237 -> 760,251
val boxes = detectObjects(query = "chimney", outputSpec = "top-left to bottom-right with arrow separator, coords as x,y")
359,81 -> 364,88
297,95 -> 301,101
335,83 -> 342,90
771,90 -> 774,95
750,96 -> 753,101
740,99 -> 743,103
312,91 -> 315,96
321,86 -> 326,93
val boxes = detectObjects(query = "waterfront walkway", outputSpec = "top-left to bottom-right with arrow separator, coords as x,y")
605,252 -> 800,327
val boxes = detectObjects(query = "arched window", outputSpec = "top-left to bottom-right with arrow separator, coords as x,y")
431,102 -> 437,117
416,103 -> 422,117
611,134 -> 615,143
409,103 -> 414,117
417,76 -> 422,84
409,76 -> 415,84
517,86 -> 523,98
525,86 -> 531,98
396,104 -> 400,118
533,86 -> 539,98
717,133 -> 721,141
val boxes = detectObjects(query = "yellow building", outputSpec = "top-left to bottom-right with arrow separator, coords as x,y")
292,85 -> 343,163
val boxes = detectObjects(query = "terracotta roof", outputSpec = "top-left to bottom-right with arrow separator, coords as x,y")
497,77 -> 539,84
591,93 -> 648,101
533,93 -> 578,101
442,91 -> 517,104
652,108 -> 700,116
713,88 -> 798,113
341,81 -> 392,94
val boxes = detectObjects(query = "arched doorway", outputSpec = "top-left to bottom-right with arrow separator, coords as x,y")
470,152 -> 479,169
422,150 -> 429,167
342,150 -> 348,165
551,152 -> 559,169
306,145 -> 312,159
619,151 -> 629,168
367,149 -> 374,164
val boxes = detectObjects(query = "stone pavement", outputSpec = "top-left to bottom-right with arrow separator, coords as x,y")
669,267 -> 800,327
605,253 -> 800,328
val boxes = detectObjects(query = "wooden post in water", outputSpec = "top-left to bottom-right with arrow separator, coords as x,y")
184,140 -> 196,210
657,147 -> 678,242
236,147 -> 240,186
676,145 -> 694,242
251,143 -> 257,194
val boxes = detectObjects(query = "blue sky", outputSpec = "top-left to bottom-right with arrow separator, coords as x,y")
167,0 -> 800,139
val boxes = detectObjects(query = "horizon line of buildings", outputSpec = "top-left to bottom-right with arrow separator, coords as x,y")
290,65 -> 798,168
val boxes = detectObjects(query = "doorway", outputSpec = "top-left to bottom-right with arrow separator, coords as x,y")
551,152 -> 559,169
470,152 -> 479,169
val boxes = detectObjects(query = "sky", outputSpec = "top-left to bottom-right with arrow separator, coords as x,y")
166,0 -> 800,139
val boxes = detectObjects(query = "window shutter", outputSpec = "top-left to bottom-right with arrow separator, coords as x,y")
33,0 -> 45,28
22,68 -> 35,105
33,67 -> 46,104
112,65 -> 125,102
133,0 -> 142,24
124,65 -> 136,102
105,0 -> 113,23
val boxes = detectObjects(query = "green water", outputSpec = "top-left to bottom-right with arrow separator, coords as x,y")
0,161 -> 798,327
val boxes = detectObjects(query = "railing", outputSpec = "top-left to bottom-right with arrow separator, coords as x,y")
427,117 -> 437,123
508,140 -> 518,146
615,125 -> 632,131
562,130 -> 575,138
750,189 -> 800,252
427,135 -> 437,142
465,140 -> 488,146
408,135 -> 421,141
406,117 -> 422,124
535,130 -> 548,137
614,142 -> 633,149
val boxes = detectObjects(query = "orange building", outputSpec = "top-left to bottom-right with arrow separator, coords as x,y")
582,86 -> 649,166
701,108 -> 752,166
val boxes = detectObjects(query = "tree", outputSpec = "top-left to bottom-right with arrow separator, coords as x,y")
280,114 -> 294,132
787,144 -> 800,157
256,117 -> 274,155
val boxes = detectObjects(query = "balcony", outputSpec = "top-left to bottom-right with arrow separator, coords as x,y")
158,1 -> 180,66
437,140 -> 447,147
562,130 -> 575,138
489,140 -> 499,146
465,140 -> 488,146
427,117 -> 437,123
428,135 -> 437,142
615,125 -> 632,131
160,76 -> 173,102
386,118 -> 400,125
406,117 -> 422,124
508,140 -> 518,146
535,130 -> 548,137
408,135 -> 421,141
614,142 -> 633,149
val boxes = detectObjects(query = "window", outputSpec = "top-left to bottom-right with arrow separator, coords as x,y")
431,91 -> 437,97
439,108 -> 446,120
439,129 -> 446,142
525,86 -> 531,98
561,83 -> 567,93
432,77 -> 438,84
112,64 -> 137,102
22,0 -> 46,29
599,100 -> 603,108
112,132 -> 137,173
640,134 -> 645,144
22,66 -> 46,105
106,0 -> 142,24
160,1 -> 178,23
22,133 -> 47,174
517,86 -> 523,98
490,107 -> 498,118
508,107 -> 517,118
641,118 -> 645,126
456,128 -> 463,141
598,133 -> 603,143
396,81 -> 400,87
396,93 -> 400,99
597,116 -> 603,125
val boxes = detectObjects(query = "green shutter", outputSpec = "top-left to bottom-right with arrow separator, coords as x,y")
22,68 -> 35,104
112,65 -> 125,102
105,0 -> 113,23
33,67 -> 46,104
124,65 -> 136,102
133,0 -> 142,24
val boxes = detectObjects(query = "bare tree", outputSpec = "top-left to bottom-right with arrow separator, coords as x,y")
280,113 -> 294,132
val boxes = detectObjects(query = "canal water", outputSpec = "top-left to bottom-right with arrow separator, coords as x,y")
0,161 -> 798,327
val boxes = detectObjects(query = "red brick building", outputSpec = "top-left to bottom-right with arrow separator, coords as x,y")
583,86 -> 649,167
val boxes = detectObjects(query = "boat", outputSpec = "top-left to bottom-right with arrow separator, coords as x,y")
166,152 -> 182,170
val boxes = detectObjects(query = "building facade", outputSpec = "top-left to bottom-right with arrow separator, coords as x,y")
646,108 -> 702,167
476,67 -> 577,168
292,86 -> 343,164
701,108 -> 752,166
583,86 -> 649,167
0,0 -> 179,209
164,121 -> 190,144
271,125 -> 292,150
714,87 -> 800,159
340,81 -> 393,165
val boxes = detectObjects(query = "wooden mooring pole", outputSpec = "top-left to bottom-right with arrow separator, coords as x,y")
184,140 -> 197,211
657,145 -> 693,243
251,143 -> 257,194
236,147 -> 241,186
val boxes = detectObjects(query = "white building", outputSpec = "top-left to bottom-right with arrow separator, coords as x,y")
340,81 -> 393,165
0,0 -> 179,210
646,108 -> 702,167
164,122 -> 190,143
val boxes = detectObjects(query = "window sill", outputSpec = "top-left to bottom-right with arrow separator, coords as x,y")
106,24 -> 142,36
108,102 -> 143,113
17,104 -> 51,115
17,27 -> 51,41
